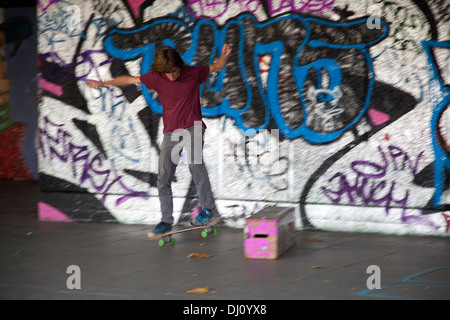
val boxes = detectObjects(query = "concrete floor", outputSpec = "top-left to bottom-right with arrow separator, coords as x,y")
0,180 -> 449,300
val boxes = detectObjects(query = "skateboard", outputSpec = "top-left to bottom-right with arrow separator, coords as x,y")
147,217 -> 224,247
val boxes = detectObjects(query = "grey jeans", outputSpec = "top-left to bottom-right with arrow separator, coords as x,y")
158,126 -> 215,225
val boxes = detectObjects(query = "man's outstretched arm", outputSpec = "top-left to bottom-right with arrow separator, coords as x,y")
86,75 -> 141,89
209,44 -> 232,73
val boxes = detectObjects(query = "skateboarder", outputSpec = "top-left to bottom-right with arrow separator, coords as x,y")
86,44 -> 232,237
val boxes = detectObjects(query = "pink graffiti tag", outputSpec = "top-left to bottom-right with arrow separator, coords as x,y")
126,0 -> 146,18
39,77 -> 62,97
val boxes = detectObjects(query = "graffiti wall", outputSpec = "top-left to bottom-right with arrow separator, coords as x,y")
37,0 -> 450,236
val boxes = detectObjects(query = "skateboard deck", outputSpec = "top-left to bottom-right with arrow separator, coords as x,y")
147,217 -> 224,246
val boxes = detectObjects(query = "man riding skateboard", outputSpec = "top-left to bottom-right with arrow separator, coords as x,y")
86,44 -> 232,237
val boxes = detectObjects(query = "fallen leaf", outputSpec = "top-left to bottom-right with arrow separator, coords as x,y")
187,253 -> 214,259
311,265 -> 327,269
186,287 -> 211,294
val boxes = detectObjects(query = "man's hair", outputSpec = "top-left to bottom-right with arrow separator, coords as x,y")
152,46 -> 185,73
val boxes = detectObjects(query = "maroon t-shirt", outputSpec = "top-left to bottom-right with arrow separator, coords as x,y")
140,65 -> 210,133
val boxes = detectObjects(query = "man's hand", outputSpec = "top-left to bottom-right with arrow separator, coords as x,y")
222,43 -> 232,58
210,44 -> 232,73
86,79 -> 103,89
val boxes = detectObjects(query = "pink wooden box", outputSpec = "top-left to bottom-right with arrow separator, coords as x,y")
244,206 -> 296,260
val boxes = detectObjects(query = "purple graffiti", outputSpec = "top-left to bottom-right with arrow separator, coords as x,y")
38,0 -> 89,13
322,163 -> 410,214
38,0 -> 64,12
321,143 -> 438,230
322,144 -> 426,219
40,50 -> 112,83
186,0 -> 336,20
268,0 -> 336,16
39,116 -> 147,205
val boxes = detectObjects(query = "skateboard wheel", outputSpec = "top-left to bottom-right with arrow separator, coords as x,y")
169,238 -> 175,245
158,239 -> 165,247
212,228 -> 218,236
201,230 -> 208,238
